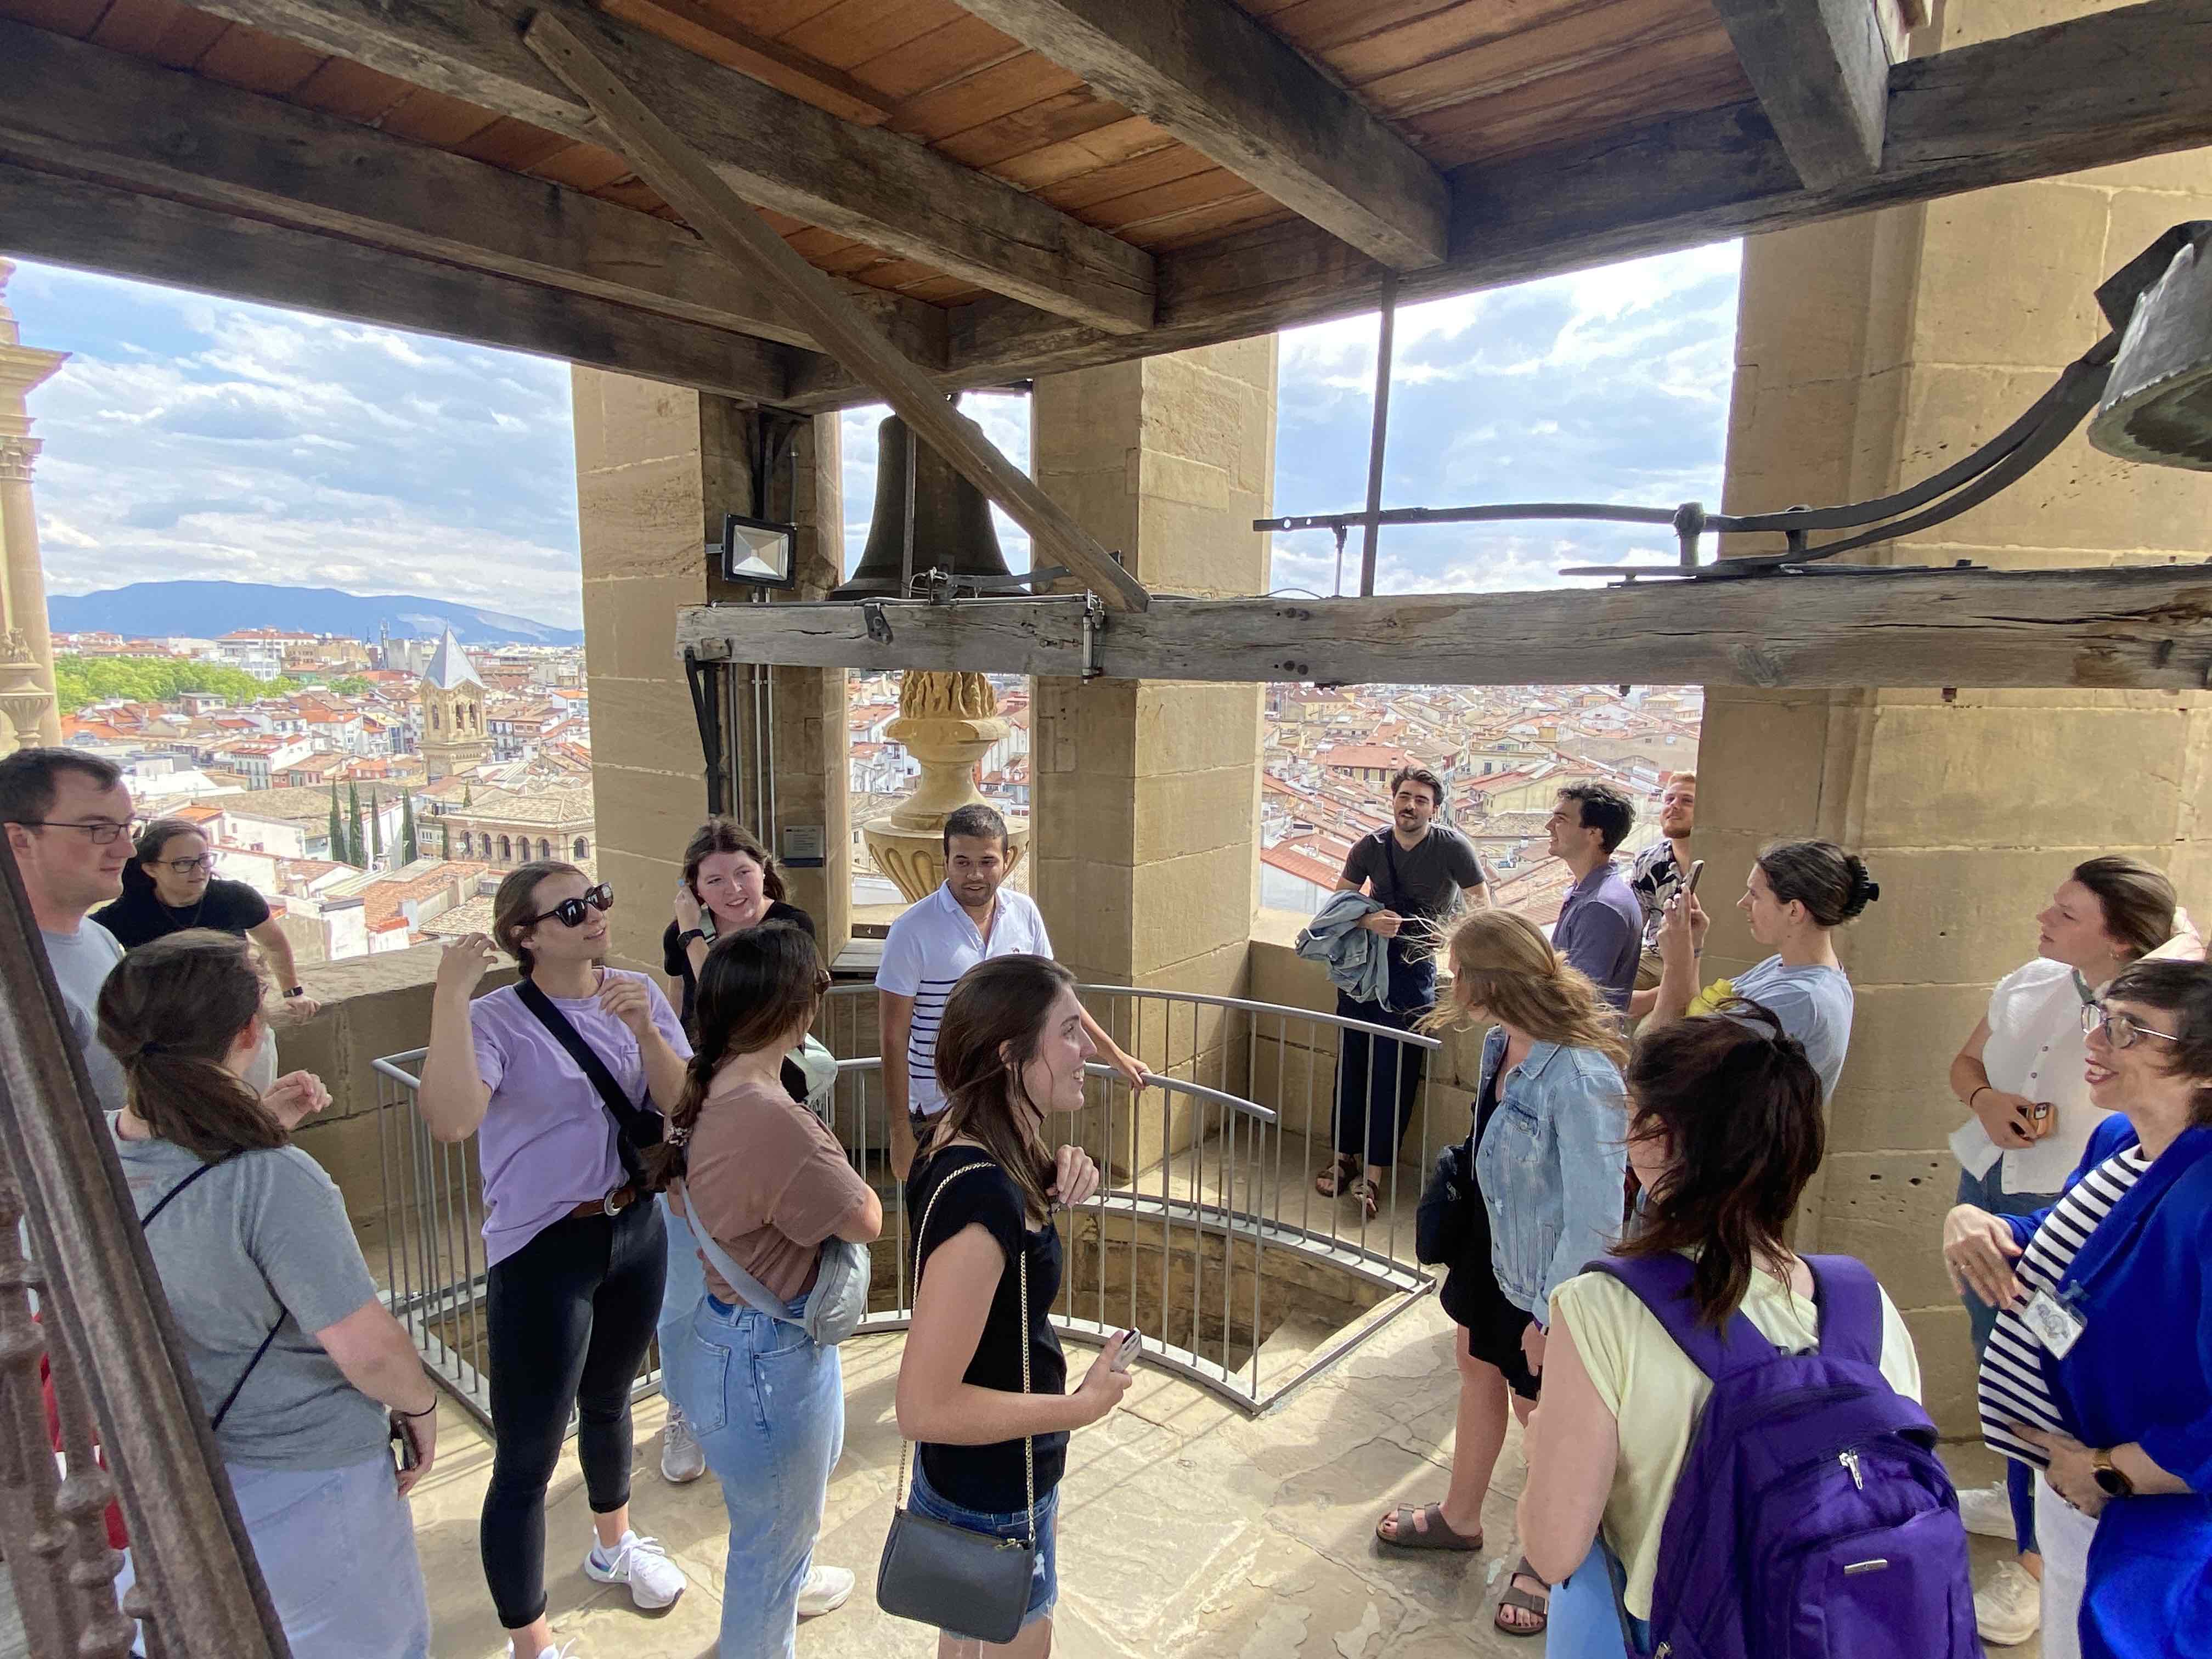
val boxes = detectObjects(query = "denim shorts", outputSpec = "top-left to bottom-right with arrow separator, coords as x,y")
906,1458 -> 1060,1636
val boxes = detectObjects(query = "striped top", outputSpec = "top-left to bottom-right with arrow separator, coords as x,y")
1978,1144 -> 2152,1468
876,883 -> 1053,1119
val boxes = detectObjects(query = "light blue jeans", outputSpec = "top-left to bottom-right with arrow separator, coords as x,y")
657,1193 -> 708,1380
665,1289 -> 844,1659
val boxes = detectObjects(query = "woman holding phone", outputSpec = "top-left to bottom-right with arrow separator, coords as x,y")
894,955 -> 1131,1657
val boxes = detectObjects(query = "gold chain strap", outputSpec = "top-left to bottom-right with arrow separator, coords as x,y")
895,1161 -> 1038,1549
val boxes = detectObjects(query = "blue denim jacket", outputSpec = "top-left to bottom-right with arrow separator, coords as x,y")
1471,1026 -> 1629,1321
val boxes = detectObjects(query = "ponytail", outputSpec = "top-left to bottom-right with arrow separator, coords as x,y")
96,930 -> 284,1163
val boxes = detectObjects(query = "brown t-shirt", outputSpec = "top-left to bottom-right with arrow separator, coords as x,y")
676,1076 -> 873,1303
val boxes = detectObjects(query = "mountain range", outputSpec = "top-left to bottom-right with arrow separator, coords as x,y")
48,582 -> 583,647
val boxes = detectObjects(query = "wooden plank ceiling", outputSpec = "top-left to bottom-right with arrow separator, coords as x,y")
0,0 -> 1753,309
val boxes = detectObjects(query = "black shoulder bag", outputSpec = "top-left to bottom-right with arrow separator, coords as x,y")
140,1155 -> 281,1431
516,976 -> 667,1194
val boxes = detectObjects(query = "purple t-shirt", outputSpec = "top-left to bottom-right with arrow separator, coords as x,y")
468,970 -> 691,1266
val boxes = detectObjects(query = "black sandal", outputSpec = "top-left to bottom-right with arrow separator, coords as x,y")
1314,1154 -> 1358,1197
1375,1502 -> 1482,1553
1493,1556 -> 1549,1637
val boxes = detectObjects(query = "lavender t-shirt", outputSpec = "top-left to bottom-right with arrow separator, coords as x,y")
468,970 -> 691,1266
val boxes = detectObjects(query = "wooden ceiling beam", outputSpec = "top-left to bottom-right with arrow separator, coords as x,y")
521,9 -> 1153,613
1707,0 -> 1888,190
0,18 -> 941,378
174,0 -> 1159,333
675,565 -> 2212,692
948,0 -> 1449,270
0,160 -> 798,404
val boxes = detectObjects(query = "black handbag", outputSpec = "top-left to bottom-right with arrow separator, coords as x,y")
516,974 -> 667,1193
876,1161 -> 1037,1643
1415,1134 -> 1474,1266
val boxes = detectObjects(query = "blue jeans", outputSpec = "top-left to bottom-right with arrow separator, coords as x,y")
657,1193 -> 707,1381
1956,1161 -> 2054,1554
666,1290 -> 843,1659
907,1458 -> 1060,1638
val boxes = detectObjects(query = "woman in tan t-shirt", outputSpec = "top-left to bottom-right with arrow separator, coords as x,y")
650,924 -> 882,1659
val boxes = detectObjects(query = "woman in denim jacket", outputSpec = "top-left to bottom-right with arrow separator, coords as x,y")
1376,910 -> 1629,1639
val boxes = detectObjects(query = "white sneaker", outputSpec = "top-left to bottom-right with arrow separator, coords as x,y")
531,1644 -> 578,1659
659,1404 -> 706,1485
1974,1558 -> 2042,1647
797,1564 -> 855,1618
1957,1480 -> 2016,1540
583,1530 -> 687,1610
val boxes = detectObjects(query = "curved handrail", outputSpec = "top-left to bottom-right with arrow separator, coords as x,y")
1075,981 -> 1443,1049
834,1054 -> 1275,1124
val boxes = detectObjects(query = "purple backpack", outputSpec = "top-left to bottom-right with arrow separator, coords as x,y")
1589,1252 -> 1980,1659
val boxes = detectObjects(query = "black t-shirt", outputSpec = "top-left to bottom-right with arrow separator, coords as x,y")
904,1146 -> 1068,1513
1339,826 -> 1485,962
93,877 -> 271,950
661,902 -> 816,1030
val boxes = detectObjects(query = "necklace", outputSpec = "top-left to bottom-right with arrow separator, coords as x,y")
160,890 -> 207,930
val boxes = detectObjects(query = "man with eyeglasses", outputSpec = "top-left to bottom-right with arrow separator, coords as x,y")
0,748 -> 138,1111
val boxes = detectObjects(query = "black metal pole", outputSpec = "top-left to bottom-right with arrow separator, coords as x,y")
1358,272 -> 1398,598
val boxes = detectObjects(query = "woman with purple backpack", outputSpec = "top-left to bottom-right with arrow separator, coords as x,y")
1513,1003 -> 1962,1659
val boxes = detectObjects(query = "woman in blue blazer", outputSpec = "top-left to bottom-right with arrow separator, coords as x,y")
1945,958 -> 2212,1659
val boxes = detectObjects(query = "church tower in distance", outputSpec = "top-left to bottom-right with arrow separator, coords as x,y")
418,628 -> 488,783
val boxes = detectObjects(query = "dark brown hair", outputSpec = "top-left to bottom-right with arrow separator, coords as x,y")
2104,958 -> 2212,1127
2070,856 -> 2176,960
1389,766 -> 1444,809
0,747 -> 124,826
1756,839 -> 1878,929
121,816 -> 210,896
941,802 -> 1008,855
680,817 -> 787,906
95,930 -> 284,1163
926,954 -> 1073,1223
1556,781 -> 1635,854
491,859 -> 588,978
650,923 -> 825,1188
1616,1001 -> 1826,1325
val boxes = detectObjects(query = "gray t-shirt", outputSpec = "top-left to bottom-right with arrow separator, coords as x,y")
1340,826 -> 1486,960
42,921 -> 126,1114
1733,956 -> 1855,1103
112,1125 -> 387,1470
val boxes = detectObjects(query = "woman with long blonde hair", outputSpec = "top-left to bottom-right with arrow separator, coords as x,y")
1376,910 -> 1630,1641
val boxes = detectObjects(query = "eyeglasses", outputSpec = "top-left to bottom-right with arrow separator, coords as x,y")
156,854 -> 217,875
16,818 -> 142,845
524,883 -> 615,930
2080,1002 -> 2182,1049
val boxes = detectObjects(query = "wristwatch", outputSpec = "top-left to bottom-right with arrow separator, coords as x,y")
283,985 -> 305,999
678,928 -> 707,947
2091,1448 -> 2135,1498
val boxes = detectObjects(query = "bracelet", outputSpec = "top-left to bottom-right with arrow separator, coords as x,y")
397,1397 -> 438,1419
1968,1085 -> 1991,1109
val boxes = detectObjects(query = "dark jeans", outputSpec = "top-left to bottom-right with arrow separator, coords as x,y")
481,1198 -> 666,1629
1956,1162 -> 2052,1555
1332,951 -> 1437,1173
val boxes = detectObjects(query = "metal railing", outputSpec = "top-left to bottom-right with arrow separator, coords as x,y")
370,978 -> 1452,1420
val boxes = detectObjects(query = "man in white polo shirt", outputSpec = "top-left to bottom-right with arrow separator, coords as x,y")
880,803 -> 1145,1178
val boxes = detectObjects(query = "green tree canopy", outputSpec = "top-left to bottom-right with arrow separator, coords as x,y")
52,655 -> 302,714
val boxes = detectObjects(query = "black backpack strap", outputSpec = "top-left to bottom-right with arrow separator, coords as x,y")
137,1150 -> 281,1431
515,975 -> 664,1187
137,1152 -> 236,1227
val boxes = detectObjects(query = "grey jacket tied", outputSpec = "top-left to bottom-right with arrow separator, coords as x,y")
1295,890 -> 1392,1009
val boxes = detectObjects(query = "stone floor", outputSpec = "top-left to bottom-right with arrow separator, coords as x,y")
402,1293 -> 2040,1659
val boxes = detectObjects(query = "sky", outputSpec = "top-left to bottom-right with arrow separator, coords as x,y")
12,240 -> 1742,631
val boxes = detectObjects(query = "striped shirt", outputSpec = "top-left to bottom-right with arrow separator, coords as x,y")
876,883 -> 1053,1118
1978,1144 -> 2152,1469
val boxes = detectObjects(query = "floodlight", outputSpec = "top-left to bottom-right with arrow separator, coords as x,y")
719,512 -> 798,588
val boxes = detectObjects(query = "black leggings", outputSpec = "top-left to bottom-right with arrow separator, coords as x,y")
481,1199 -> 666,1629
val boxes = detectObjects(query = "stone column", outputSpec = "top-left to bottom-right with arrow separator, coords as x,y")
571,370 -> 848,970
1030,338 -> 1277,1167
1702,0 -> 2212,1432
0,259 -> 67,749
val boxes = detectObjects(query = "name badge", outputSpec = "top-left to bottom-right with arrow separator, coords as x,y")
2022,1289 -> 2085,1358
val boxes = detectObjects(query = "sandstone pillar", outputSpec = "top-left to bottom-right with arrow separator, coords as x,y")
1030,339 -> 1276,1161
1702,0 -> 2212,1432
0,259 -> 66,749
571,370 -> 848,970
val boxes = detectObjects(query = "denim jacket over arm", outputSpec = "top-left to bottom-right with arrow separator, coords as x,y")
1471,1025 -> 1629,1322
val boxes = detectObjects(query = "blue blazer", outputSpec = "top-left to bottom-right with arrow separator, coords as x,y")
2001,1117 -> 2212,1659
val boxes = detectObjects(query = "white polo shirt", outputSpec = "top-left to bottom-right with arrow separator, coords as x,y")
877,882 -> 1054,1118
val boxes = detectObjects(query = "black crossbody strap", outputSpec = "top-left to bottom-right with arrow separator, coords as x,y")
137,1151 -> 280,1431
137,1152 -> 235,1228
515,975 -> 663,1184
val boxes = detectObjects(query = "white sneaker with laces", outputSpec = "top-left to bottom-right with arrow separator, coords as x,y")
1974,1557 -> 2042,1647
797,1564 -> 855,1618
1958,1480 -> 2016,1540
583,1530 -> 687,1610
659,1404 -> 706,1484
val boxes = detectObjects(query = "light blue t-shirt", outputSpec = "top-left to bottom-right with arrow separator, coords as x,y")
1732,955 -> 1854,1102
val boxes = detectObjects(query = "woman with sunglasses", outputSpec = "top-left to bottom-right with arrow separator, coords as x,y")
418,861 -> 692,1659
1945,964 -> 2212,1659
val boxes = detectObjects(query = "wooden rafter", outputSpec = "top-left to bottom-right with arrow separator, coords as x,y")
1708,0 -> 1889,190
674,566 -> 2212,692
174,0 -> 1158,334
949,0 -> 1449,270
521,9 -> 1152,614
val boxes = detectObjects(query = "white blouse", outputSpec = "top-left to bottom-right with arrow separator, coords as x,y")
1950,957 -> 2109,1195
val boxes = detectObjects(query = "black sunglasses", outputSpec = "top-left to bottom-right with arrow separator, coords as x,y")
524,883 -> 614,930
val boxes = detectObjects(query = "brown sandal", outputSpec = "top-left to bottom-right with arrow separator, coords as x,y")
1348,1176 -> 1380,1221
1314,1154 -> 1358,1197
1493,1556 -> 1549,1637
1374,1502 -> 1482,1553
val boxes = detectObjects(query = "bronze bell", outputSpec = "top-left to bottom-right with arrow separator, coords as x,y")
831,411 -> 1019,599
2090,223 -> 2212,471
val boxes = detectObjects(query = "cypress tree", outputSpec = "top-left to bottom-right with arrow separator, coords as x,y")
400,791 -> 420,865
345,781 -> 365,868
369,788 -> 385,864
326,782 -> 344,865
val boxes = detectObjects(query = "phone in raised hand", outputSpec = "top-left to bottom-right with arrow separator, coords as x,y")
1110,1329 -> 1143,1373
1685,859 -> 1706,895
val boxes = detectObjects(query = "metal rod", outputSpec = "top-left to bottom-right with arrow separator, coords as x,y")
1359,270 -> 1397,598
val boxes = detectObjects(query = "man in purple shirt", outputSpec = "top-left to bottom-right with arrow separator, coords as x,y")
1545,782 -> 1643,1011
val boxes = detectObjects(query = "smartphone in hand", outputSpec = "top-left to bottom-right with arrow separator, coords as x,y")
1685,859 -> 1705,895
1110,1329 -> 1143,1373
